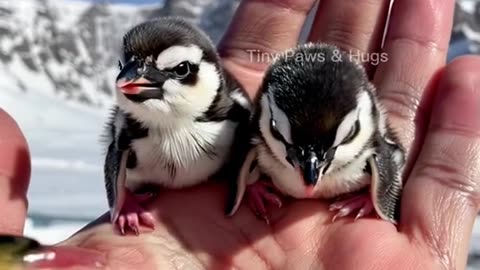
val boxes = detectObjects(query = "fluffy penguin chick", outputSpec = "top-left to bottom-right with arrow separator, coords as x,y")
103,17 -> 252,235
226,43 -> 405,224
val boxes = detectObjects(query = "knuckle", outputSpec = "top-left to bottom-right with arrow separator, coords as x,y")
416,154 -> 480,209
429,122 -> 480,140
262,0 -> 315,13
414,155 -> 480,269
378,79 -> 424,122
323,22 -> 374,53
386,35 -> 448,56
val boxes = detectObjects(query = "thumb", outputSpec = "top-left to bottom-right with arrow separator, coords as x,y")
0,109 -> 30,235
400,56 -> 480,269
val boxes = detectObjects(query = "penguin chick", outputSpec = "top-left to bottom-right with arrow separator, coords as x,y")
103,17 -> 252,235
226,43 -> 405,224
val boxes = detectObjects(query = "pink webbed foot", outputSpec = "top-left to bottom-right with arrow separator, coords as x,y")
329,193 -> 374,222
246,181 -> 282,224
113,190 -> 156,235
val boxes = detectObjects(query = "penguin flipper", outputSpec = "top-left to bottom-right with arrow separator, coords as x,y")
104,142 -> 129,223
369,137 -> 406,224
225,148 -> 260,216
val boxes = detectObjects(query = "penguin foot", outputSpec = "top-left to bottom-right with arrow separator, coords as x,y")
246,181 -> 282,224
329,193 -> 374,222
115,190 -> 155,235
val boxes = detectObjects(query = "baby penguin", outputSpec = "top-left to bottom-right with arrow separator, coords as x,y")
226,43 -> 405,224
103,17 -> 252,235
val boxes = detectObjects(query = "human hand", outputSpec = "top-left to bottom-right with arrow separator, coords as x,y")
3,0 -> 480,269
0,109 -> 30,236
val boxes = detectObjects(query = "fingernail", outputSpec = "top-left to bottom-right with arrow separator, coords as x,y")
24,246 -> 107,269
331,215 -> 338,223
263,217 -> 270,225
329,204 -> 340,211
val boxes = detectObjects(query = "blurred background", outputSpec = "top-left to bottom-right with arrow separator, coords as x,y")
0,0 -> 479,268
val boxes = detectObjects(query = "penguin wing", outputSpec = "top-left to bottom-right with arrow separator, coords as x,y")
225,147 -> 260,216
369,136 -> 405,224
104,142 -> 129,223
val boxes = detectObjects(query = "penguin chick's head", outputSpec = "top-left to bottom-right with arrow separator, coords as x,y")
116,17 -> 221,119
257,43 -> 378,188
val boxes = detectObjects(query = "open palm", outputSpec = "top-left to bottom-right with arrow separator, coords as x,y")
2,0 -> 480,269
59,184 -> 441,270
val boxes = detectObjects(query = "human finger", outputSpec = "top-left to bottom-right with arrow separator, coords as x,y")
400,56 -> 480,269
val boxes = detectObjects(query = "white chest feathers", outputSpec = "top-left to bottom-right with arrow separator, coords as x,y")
126,120 -> 237,189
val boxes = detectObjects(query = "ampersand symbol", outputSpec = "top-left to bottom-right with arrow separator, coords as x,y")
331,49 -> 343,62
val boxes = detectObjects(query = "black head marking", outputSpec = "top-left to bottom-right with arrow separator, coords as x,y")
122,17 -> 218,65
266,94 -> 290,146
261,44 -> 370,151
118,17 -> 220,103
266,94 -> 306,166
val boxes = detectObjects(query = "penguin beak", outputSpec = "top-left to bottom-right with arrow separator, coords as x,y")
116,60 -> 167,96
302,150 -> 321,186
301,149 -> 333,186
286,146 -> 331,187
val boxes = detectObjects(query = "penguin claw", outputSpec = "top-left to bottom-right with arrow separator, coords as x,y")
246,181 -> 282,224
118,215 -> 126,235
132,226 -> 139,236
139,212 -> 156,229
113,190 -> 156,235
332,208 -> 350,222
263,216 -> 271,225
330,193 -> 374,222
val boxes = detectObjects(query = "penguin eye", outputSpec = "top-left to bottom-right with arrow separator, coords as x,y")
172,61 -> 191,78
324,147 -> 336,162
270,119 -> 289,145
270,120 -> 281,140
322,148 -> 336,175
285,155 -> 294,167
341,120 -> 360,144
322,162 -> 331,175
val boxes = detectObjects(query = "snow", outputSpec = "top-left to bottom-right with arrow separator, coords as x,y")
0,0 -> 148,109
460,0 -> 476,13
463,23 -> 480,43
5,55 -> 54,95
24,219 -> 87,245
54,1 -> 92,28
0,86 -> 109,230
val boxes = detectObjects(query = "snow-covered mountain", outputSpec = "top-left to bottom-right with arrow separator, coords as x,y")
0,0 -> 141,107
450,0 -> 480,57
0,0 -> 238,108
